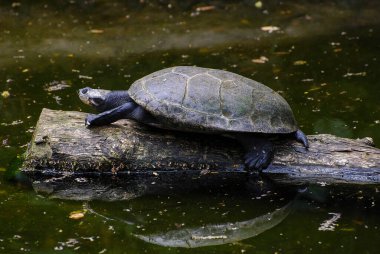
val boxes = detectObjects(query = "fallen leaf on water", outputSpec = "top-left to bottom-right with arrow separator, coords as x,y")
195,6 -> 215,12
1,91 -> 10,98
22,69 -> 29,73
293,60 -> 307,65
343,72 -> 366,77
0,167 -> 6,172
78,75 -> 93,80
89,29 -> 104,34
255,1 -> 263,9
1,120 -> 23,126
308,87 -> 321,92
318,213 -> 341,231
274,51 -> 290,55
261,26 -> 280,33
252,56 -> 269,64
69,210 -> 86,220
44,81 -> 71,92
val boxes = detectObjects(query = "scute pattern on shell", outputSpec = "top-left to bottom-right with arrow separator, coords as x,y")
128,66 -> 298,133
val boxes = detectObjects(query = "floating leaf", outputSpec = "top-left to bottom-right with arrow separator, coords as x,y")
273,51 -> 290,55
78,75 -> 93,80
343,72 -> 366,77
261,26 -> 280,33
252,56 -> 269,64
293,60 -> 307,65
1,91 -> 10,98
1,120 -> 23,126
12,2 -> 21,8
255,1 -> 263,9
308,87 -> 321,92
89,29 -> 104,34
44,81 -> 70,92
195,6 -> 215,12
69,210 -> 86,220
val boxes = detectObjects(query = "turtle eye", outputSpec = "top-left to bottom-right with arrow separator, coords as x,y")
89,97 -> 104,107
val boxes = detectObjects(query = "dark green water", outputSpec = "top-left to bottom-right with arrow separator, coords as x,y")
1,1 -> 380,253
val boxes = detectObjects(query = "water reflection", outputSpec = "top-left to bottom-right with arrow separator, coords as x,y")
134,199 -> 293,248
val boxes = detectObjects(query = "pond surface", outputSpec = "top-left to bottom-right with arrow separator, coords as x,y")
0,0 -> 380,253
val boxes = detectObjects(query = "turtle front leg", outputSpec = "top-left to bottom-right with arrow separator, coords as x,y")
232,134 -> 274,171
85,102 -> 138,127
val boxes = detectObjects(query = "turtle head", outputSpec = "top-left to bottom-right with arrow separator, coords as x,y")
78,87 -> 131,112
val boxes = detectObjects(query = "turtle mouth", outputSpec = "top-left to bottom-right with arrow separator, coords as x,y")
78,87 -> 111,107
78,88 -> 92,106
79,96 -> 92,106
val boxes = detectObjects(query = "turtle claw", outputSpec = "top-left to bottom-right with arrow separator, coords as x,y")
255,151 -> 271,170
244,155 -> 258,169
85,114 -> 97,127
243,139 -> 274,171
244,150 -> 272,171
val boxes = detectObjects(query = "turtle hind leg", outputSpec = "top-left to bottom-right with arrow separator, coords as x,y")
295,129 -> 309,149
233,134 -> 274,171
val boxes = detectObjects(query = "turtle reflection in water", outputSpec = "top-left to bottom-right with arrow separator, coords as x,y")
79,66 -> 308,171
135,200 -> 293,248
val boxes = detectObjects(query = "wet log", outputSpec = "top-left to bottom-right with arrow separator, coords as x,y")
21,108 -> 380,200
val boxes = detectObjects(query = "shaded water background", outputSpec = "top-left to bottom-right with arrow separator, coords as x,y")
0,1 -> 380,253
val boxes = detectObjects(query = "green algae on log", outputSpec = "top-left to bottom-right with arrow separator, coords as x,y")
22,108 -> 380,199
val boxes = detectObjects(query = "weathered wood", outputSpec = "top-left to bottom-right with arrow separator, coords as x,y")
22,108 -> 380,199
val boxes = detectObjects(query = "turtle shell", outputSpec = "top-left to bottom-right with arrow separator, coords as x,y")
128,66 -> 298,133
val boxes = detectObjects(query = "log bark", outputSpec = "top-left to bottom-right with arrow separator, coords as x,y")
21,109 -> 380,200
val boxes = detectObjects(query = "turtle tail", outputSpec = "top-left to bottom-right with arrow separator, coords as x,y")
295,129 -> 309,149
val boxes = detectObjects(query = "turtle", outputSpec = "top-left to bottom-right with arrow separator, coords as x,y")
78,66 -> 308,171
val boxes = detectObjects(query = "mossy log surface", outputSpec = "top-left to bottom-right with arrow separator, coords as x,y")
21,109 -> 380,200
